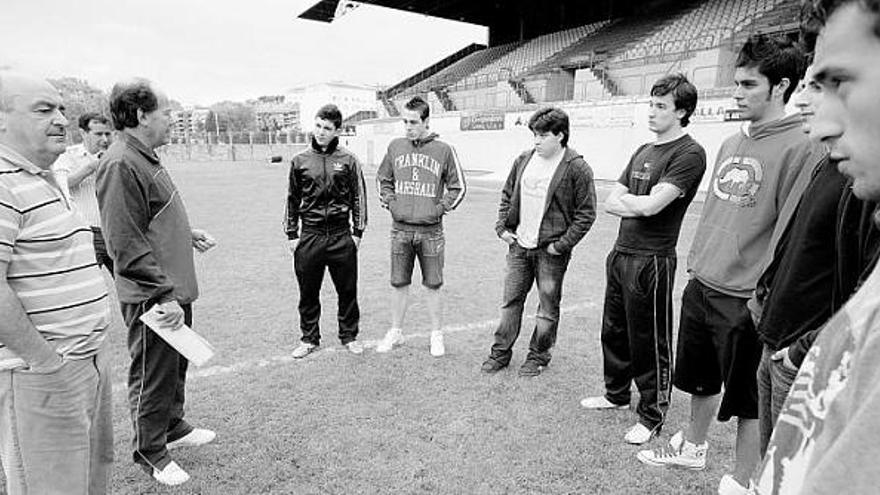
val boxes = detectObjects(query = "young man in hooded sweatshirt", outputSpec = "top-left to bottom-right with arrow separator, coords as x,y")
376,96 -> 466,357
480,107 -> 596,377
636,35 -> 825,495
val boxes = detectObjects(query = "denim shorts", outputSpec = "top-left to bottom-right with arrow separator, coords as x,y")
390,227 -> 444,289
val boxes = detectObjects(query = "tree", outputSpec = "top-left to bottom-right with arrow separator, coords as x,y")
205,101 -> 256,133
49,77 -> 108,137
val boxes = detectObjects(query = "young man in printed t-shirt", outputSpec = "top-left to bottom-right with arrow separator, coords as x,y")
581,74 -> 706,445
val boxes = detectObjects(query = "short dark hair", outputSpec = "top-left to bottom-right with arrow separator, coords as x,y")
78,112 -> 110,131
650,73 -> 698,128
109,78 -> 159,131
528,107 -> 570,147
316,104 -> 342,129
801,0 -> 880,54
404,96 -> 430,121
735,34 -> 806,103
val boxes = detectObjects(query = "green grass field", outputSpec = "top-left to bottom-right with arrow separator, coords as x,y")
34,160 -> 736,494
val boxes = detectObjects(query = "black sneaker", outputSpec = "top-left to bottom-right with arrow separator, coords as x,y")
480,358 -> 508,373
518,360 -> 544,377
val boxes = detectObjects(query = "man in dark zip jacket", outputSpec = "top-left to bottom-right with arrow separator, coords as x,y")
285,104 -> 368,358
375,96 -> 466,357
481,106 -> 596,377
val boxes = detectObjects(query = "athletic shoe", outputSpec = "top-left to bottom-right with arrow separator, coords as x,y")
624,423 -> 658,445
718,474 -> 754,495
518,360 -> 544,377
376,328 -> 402,353
291,342 -> 318,359
429,331 -> 445,357
167,428 -> 216,450
580,396 -> 629,410
480,358 -> 507,374
636,434 -> 708,470
345,341 -> 364,355
152,461 -> 190,486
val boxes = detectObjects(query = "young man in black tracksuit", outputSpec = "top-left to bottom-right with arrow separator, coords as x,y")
286,104 -> 367,358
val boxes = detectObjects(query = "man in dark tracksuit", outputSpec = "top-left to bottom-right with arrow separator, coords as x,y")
581,75 -> 706,446
286,104 -> 367,358
481,106 -> 596,377
97,79 -> 216,487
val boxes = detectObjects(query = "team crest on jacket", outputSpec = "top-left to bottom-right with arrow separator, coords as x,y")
712,156 -> 762,207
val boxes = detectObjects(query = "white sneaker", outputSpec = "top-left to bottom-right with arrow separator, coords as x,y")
152,460 -> 190,486
624,423 -> 658,445
376,328 -> 402,353
580,396 -> 629,410
636,433 -> 708,470
291,342 -> 318,359
345,341 -> 364,355
718,474 -> 754,495
167,428 -> 216,450
430,331 -> 445,357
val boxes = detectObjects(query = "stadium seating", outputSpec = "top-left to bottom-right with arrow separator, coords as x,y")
450,21 -> 609,91
618,0 -> 792,60
400,42 -> 524,97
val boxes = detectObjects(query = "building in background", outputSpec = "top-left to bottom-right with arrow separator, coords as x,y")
254,96 -> 301,132
285,82 -> 380,127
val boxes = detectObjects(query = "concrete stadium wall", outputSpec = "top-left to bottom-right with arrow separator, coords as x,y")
349,97 -> 751,192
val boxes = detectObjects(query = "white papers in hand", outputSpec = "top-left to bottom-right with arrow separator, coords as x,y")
139,305 -> 215,366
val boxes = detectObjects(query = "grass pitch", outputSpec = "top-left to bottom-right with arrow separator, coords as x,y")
46,160 -> 736,494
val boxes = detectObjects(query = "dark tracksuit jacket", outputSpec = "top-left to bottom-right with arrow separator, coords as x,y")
96,132 -> 197,470
495,147 -> 597,254
285,136 -> 367,345
376,133 -> 466,231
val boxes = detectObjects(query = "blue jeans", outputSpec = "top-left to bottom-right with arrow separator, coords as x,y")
757,344 -> 798,455
488,243 -> 571,366
0,343 -> 113,495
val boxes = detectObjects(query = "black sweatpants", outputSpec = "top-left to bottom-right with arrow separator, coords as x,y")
121,301 -> 194,471
293,230 -> 359,345
601,250 -> 675,430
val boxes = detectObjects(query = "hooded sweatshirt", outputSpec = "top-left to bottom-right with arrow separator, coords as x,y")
377,133 -> 466,231
688,114 -> 825,297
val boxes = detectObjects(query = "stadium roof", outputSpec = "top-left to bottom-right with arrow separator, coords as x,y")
299,0 -> 496,24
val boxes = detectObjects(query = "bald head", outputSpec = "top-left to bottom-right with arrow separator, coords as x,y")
0,73 -> 69,169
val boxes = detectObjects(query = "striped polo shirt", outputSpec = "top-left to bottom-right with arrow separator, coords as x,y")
0,144 -> 110,370
52,144 -> 102,227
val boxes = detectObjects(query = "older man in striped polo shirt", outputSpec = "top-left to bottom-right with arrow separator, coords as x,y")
0,73 -> 113,494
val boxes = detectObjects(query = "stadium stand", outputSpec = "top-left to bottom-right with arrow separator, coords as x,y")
619,0 -> 792,60
375,0 -> 801,114
450,21 -> 609,91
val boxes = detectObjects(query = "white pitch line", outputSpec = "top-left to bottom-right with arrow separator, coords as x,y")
112,300 -> 598,391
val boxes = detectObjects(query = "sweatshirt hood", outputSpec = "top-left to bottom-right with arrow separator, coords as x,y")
411,132 -> 439,147
742,113 -> 804,140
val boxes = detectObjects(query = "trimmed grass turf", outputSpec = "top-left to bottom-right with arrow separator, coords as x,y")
19,160 -> 738,494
